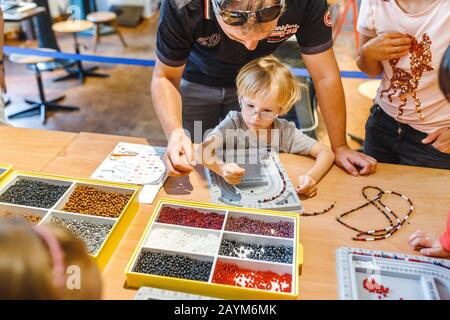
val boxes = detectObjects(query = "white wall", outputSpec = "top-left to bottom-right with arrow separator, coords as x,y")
48,0 -> 69,17
48,0 -> 158,17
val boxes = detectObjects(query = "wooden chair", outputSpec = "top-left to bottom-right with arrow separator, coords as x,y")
87,11 -> 127,53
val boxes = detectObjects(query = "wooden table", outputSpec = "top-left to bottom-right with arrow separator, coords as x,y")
3,6 -> 46,41
1,127 -> 449,299
52,20 -> 109,84
0,127 -> 76,171
2,6 -> 46,22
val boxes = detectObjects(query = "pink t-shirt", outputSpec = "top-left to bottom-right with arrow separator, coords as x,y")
357,0 -> 450,134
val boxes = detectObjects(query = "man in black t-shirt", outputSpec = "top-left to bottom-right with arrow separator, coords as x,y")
152,0 -> 377,177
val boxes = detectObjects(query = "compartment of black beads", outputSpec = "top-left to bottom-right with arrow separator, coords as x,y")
219,239 -> 294,264
133,250 -> 213,282
0,178 -> 71,208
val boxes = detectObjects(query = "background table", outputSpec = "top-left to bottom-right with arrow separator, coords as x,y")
1,126 -> 449,299
52,20 -> 109,83
3,6 -> 46,40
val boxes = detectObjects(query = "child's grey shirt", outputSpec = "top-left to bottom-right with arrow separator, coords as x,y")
206,111 -> 317,155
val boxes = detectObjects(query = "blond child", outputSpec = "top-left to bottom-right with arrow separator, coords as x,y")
0,221 -> 102,299
199,56 -> 334,198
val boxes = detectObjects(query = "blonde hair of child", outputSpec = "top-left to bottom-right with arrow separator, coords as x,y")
236,55 -> 301,115
0,220 -> 102,299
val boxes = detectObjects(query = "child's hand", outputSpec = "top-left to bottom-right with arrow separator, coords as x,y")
409,230 -> 450,258
296,175 -> 317,198
219,163 -> 245,185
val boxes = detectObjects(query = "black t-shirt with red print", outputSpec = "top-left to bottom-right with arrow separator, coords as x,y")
156,0 -> 333,87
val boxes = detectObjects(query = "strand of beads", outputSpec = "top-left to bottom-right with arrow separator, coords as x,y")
300,202 -> 336,217
259,153 -> 287,203
336,186 -> 414,241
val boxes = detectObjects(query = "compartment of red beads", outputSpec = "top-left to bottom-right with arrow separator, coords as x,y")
212,259 -> 293,293
156,205 -> 226,230
225,211 -> 295,238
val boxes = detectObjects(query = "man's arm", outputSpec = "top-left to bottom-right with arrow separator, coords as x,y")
302,48 -> 347,150
151,58 -> 195,176
151,58 -> 185,137
302,48 -> 377,176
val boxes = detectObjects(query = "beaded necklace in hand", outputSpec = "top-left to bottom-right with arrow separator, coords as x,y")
336,186 -> 414,242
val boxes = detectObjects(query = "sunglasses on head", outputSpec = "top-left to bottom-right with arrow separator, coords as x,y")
213,0 -> 284,26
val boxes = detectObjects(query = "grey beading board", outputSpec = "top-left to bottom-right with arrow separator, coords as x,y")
336,247 -> 450,300
134,286 -> 220,300
205,150 -> 302,212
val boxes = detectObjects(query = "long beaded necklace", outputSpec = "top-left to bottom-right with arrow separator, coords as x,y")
336,186 -> 414,241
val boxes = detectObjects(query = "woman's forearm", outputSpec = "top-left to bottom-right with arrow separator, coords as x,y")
356,44 -> 384,78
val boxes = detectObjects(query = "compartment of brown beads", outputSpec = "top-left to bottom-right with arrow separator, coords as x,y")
55,183 -> 134,218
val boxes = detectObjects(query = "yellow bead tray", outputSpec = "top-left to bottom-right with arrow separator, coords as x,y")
0,163 -> 12,181
0,170 -> 139,271
125,198 -> 303,300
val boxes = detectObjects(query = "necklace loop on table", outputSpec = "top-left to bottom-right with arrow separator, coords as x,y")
336,186 -> 414,241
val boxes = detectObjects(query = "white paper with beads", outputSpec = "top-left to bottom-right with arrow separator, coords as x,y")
91,142 -> 167,185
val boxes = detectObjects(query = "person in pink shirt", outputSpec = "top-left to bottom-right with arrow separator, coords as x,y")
356,0 -> 450,169
409,46 -> 450,259
409,207 -> 450,258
